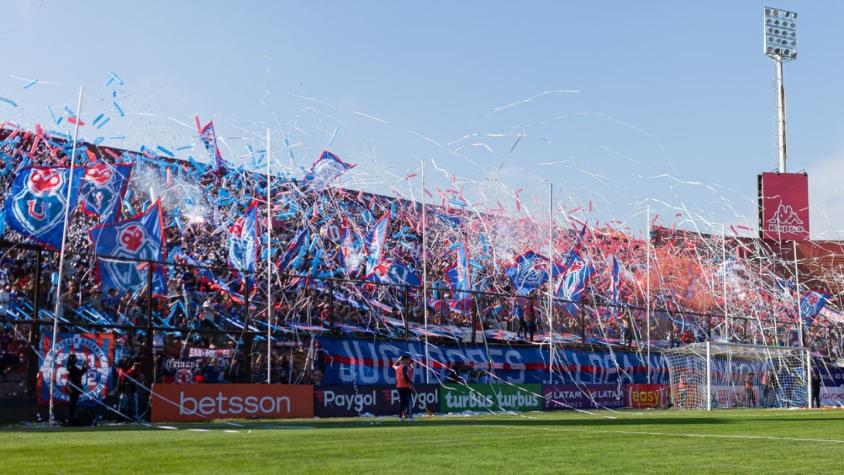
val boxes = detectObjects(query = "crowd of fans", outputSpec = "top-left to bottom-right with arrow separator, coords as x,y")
0,126 -> 842,402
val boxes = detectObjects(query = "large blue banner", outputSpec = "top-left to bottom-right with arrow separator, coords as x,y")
316,337 -> 668,386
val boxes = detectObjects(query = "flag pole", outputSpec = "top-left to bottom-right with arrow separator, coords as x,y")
794,240 -> 802,347
645,205 -> 651,384
721,224 -> 729,342
49,85 -> 84,425
547,182 -> 554,384
422,160 -> 430,383
266,128 -> 273,384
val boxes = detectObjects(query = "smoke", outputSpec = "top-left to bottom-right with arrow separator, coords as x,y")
129,162 -> 209,225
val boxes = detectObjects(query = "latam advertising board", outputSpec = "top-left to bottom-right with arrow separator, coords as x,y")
314,385 -> 439,417
758,172 -> 809,241
626,384 -> 669,408
543,384 -> 626,410
151,384 -> 314,422
439,384 -> 542,413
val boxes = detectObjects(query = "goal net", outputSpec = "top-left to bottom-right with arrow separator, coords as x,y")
663,342 -> 810,410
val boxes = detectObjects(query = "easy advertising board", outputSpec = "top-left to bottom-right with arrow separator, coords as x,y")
626,384 -> 669,408
439,384 -> 542,413
151,384 -> 313,422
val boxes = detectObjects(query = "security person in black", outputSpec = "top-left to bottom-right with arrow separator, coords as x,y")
66,353 -> 88,423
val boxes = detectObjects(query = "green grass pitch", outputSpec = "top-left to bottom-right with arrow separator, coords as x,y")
2,409 -> 843,474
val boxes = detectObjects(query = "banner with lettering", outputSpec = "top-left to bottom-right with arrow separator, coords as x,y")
313,384 -> 439,417
439,384 -> 542,413
37,333 -> 115,406
316,336 -> 668,386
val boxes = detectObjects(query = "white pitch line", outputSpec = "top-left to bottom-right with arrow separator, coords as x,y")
488,424 -> 844,445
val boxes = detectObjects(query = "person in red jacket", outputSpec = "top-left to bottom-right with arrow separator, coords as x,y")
393,354 -> 414,421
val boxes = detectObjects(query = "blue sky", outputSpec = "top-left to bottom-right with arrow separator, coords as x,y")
2,1 -> 843,238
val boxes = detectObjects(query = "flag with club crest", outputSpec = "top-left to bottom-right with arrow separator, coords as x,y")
5,166 -> 85,249
505,251 -> 549,296
89,201 -> 167,294
556,250 -> 594,316
800,290 -> 828,325
79,162 -> 132,223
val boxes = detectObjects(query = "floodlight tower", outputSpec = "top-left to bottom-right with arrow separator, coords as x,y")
763,7 -> 798,173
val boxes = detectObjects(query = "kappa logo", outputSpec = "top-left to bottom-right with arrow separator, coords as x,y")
767,203 -> 805,233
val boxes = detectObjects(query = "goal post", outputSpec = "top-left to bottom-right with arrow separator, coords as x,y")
663,342 -> 810,410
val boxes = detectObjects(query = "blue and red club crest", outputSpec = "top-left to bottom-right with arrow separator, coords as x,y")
80,163 -> 132,223
5,167 -> 85,249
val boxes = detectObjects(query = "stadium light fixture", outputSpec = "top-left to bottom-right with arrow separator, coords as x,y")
763,7 -> 798,173
764,7 -> 797,60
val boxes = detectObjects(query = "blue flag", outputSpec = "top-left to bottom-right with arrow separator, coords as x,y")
800,290 -> 828,325
228,201 -> 259,273
370,259 -> 421,286
365,211 -> 390,277
80,163 -> 132,223
196,117 -> 228,170
5,166 -> 85,249
556,250 -> 594,316
445,242 -> 472,304
89,201 -> 167,294
611,255 -> 621,318
303,151 -> 355,192
278,227 -> 310,271
505,251 -> 549,296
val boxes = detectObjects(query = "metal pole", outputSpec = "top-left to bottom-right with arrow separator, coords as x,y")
27,249 -> 43,404
403,285 -> 409,341
547,182 -> 554,383
144,261 -> 154,387
793,240 -> 802,347
421,160 -> 430,383
722,225 -> 729,342
645,206 -> 651,384
266,128 -> 272,384
775,57 -> 788,173
706,341 -> 712,411
243,284 -> 252,382
805,348 -> 812,408
48,85 -> 83,425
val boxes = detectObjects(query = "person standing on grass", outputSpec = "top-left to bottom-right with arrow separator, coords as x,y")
744,372 -> 756,407
65,353 -> 88,424
811,368 -> 821,408
393,354 -> 414,421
